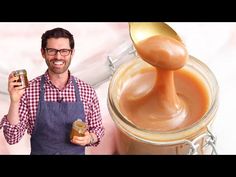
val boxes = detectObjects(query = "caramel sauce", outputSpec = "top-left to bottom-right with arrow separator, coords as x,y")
119,35 -> 209,131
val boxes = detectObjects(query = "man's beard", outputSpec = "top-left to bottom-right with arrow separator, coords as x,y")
46,58 -> 71,74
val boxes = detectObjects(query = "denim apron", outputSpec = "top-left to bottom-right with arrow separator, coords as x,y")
30,75 -> 85,155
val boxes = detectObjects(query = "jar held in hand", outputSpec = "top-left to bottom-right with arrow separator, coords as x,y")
13,69 -> 29,89
70,119 -> 88,139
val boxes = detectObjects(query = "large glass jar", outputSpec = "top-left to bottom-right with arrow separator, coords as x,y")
108,54 -> 219,155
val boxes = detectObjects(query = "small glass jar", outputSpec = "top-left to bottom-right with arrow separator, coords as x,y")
13,69 -> 29,89
108,55 -> 219,155
70,119 -> 87,139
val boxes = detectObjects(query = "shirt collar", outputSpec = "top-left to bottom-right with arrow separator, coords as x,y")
44,70 -> 73,90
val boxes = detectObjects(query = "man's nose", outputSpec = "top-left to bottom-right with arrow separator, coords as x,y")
55,50 -> 63,58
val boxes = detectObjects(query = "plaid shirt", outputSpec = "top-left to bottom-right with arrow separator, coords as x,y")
0,71 -> 104,146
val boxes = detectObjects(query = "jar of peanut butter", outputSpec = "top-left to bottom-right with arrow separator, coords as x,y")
13,69 -> 29,89
70,119 -> 87,140
108,54 -> 219,155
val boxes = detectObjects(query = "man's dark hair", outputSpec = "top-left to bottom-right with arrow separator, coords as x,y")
41,27 -> 75,49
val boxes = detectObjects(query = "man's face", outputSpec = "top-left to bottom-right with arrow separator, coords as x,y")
42,38 -> 74,75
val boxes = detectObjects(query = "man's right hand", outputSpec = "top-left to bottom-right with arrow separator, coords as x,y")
8,72 -> 25,103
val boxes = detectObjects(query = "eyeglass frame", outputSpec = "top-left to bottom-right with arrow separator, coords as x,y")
45,48 -> 73,56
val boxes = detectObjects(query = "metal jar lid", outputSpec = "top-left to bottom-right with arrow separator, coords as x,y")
13,69 -> 27,75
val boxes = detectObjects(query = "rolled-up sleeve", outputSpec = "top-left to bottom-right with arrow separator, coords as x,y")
0,94 -> 29,145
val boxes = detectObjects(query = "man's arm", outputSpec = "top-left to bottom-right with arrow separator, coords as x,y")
70,89 -> 104,147
0,73 -> 29,144
87,89 -> 104,146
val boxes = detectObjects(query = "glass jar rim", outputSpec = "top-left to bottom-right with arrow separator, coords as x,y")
72,119 -> 87,129
13,69 -> 27,75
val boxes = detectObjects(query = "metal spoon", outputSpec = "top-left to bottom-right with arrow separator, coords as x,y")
129,22 -> 182,44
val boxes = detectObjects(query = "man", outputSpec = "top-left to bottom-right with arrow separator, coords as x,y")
0,27 -> 104,155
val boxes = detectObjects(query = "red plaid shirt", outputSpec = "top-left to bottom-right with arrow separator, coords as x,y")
0,71 -> 104,146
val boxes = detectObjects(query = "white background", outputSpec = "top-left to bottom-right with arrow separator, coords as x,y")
0,22 -> 236,154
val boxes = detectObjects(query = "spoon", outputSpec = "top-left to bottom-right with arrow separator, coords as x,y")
129,22 -> 182,44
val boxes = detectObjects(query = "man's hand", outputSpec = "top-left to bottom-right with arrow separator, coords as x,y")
70,131 -> 91,146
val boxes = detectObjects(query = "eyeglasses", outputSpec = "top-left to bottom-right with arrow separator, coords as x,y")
45,48 -> 72,56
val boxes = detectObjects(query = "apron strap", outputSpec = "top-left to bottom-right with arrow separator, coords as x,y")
72,76 -> 81,102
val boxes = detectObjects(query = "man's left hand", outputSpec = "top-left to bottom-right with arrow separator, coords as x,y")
71,131 -> 91,146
